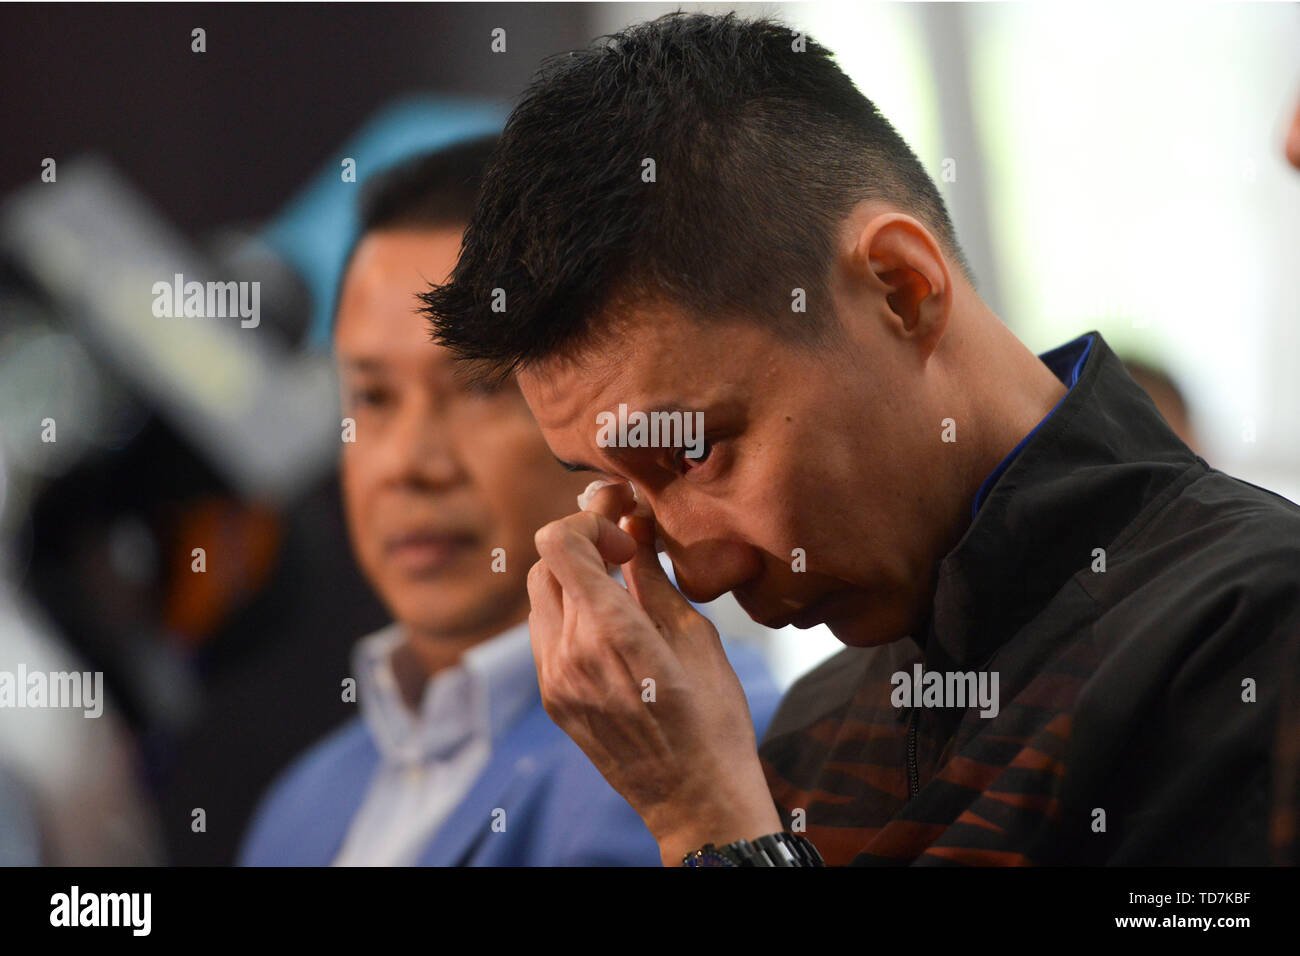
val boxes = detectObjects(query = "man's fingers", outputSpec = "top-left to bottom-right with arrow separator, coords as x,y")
526,559 -> 563,640
580,479 -> 636,524
620,512 -> 696,627
578,479 -> 639,573
525,559 -> 562,681
585,479 -> 697,628
535,509 -> 636,604
576,478 -> 632,514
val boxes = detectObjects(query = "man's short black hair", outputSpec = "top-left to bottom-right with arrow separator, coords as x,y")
332,134 -> 498,333
420,11 -> 970,383
357,134 -> 500,235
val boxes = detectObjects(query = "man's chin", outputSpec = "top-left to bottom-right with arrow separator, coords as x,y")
824,618 -> 905,648
744,590 -> 910,647
387,590 -> 526,641
823,601 -> 917,648
765,589 -> 866,631
738,593 -> 840,631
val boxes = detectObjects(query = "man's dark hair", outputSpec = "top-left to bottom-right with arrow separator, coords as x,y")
332,134 -> 498,332
420,12 -> 970,383
357,134 -> 500,236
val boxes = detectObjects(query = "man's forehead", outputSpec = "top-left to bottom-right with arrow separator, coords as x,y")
516,355 -> 627,430
521,291 -> 800,449
518,332 -> 745,435
335,306 -> 457,372
335,228 -> 462,346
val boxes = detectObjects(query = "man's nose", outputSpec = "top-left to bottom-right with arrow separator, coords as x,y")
385,396 -> 463,489
656,519 -> 760,604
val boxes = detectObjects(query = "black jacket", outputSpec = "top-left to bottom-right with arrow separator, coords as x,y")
759,331 -> 1300,865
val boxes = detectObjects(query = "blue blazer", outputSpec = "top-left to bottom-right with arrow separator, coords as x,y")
238,640 -> 781,866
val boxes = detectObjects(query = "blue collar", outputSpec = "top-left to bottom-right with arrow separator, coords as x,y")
971,333 -> 1096,518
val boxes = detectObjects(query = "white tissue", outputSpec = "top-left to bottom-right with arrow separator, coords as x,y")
576,479 -> 665,553
577,478 -> 620,512
577,478 -> 646,510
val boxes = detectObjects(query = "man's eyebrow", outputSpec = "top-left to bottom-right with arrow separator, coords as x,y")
338,356 -> 387,373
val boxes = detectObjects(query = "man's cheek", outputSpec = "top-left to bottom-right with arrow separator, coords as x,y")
354,518 -> 386,591
341,478 -> 381,583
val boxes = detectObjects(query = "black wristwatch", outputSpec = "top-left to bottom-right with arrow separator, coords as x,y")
682,832 -> 825,866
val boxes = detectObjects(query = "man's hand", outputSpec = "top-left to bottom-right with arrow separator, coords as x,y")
527,480 -> 782,865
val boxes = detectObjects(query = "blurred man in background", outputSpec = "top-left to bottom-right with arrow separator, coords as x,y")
1122,359 -> 1200,455
238,137 -> 780,865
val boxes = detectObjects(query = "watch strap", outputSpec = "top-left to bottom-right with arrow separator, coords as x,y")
682,832 -> 825,867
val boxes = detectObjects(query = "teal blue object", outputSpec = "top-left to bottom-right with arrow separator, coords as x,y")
261,94 -> 506,348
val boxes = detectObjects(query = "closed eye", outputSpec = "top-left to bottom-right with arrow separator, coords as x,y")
555,456 -> 597,474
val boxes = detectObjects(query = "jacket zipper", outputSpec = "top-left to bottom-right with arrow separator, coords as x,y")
906,707 -> 920,799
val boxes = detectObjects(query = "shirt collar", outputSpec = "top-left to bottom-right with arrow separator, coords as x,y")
460,619 -> 539,742
916,330 -> 1201,670
970,334 -> 1094,517
352,619 -> 538,765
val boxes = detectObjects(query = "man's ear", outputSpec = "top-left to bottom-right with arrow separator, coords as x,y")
850,211 -> 952,357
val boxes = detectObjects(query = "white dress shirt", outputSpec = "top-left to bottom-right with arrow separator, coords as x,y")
332,619 -> 538,866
